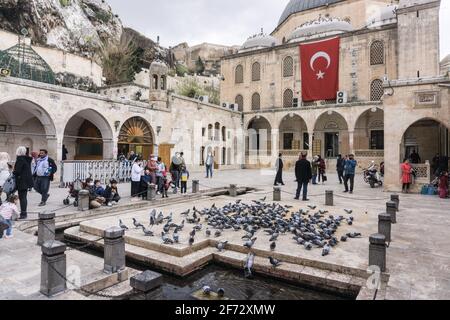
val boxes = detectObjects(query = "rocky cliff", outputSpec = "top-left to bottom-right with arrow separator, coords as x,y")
0,0 -> 122,53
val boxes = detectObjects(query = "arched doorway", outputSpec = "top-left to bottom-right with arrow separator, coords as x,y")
118,117 -> 154,160
246,116 -> 272,167
402,118 -> 449,175
313,111 -> 349,158
0,99 -> 56,158
354,108 -> 384,150
63,109 -> 113,160
279,114 -> 308,153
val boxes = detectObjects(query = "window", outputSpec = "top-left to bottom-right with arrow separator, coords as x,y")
303,132 -> 310,150
202,128 -> 206,137
152,75 -> 158,89
283,89 -> 294,108
208,124 -> 213,140
222,127 -> 226,142
370,79 -> 384,101
235,65 -> 243,84
160,75 -> 166,90
283,133 -> 294,150
370,130 -> 384,150
235,95 -> 244,111
370,41 -> 384,65
283,56 -> 294,77
252,62 -> 261,81
251,93 -> 261,110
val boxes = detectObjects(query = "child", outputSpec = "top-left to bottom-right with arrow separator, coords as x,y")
104,179 -> 120,206
0,194 -> 19,239
162,171 -> 172,199
439,171 -> 449,199
180,166 -> 190,194
94,180 -> 105,197
140,169 -> 152,200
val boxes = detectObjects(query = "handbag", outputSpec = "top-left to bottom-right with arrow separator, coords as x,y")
2,174 -> 16,194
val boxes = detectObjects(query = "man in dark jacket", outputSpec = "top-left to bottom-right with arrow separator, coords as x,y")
13,146 -> 34,219
274,153 -> 285,186
336,154 -> 345,184
294,153 -> 312,201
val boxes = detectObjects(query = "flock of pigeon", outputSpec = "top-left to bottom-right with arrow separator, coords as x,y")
118,199 -> 362,278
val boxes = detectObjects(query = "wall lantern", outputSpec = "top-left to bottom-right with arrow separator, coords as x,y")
114,121 -> 121,132
157,126 -> 162,136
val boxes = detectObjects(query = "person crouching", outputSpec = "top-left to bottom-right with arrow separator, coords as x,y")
104,179 -> 120,207
0,194 -> 20,239
85,178 -> 105,209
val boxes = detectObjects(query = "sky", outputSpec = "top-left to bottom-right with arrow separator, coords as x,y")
108,0 -> 450,59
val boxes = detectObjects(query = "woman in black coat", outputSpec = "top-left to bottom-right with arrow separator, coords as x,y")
13,146 -> 34,219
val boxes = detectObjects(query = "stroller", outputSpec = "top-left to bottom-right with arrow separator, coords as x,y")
63,175 -> 87,207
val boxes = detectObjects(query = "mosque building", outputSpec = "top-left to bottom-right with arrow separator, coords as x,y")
0,0 -> 449,192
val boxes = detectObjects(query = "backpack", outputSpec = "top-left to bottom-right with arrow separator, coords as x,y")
2,174 -> 16,194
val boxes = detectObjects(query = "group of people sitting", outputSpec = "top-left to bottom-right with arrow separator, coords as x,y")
83,178 -> 121,209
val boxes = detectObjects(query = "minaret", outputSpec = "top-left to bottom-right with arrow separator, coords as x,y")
149,59 -> 168,108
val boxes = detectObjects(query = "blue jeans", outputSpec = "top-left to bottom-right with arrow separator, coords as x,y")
312,175 -> 317,184
295,182 -> 309,200
2,219 -> 12,237
206,165 -> 213,178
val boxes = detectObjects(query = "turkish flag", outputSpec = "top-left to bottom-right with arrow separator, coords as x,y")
300,37 -> 340,102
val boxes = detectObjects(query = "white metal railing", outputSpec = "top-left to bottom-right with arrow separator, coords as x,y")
410,163 -> 431,184
60,160 -> 148,185
355,149 -> 385,158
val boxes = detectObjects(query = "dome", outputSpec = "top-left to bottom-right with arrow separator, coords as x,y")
0,43 -> 55,84
440,54 -> 450,65
288,18 -> 353,42
240,33 -> 279,53
367,5 -> 398,29
149,59 -> 168,73
278,0 -> 344,26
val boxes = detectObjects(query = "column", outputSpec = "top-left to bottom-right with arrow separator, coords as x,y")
308,131 -> 314,160
348,131 -> 355,155
271,129 -> 279,162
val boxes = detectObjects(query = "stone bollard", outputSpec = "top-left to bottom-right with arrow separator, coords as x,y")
273,187 -> 281,201
78,189 -> 90,211
325,190 -> 334,206
40,240 -> 67,297
378,213 -> 392,243
130,270 -> 163,297
229,184 -> 237,197
386,201 -> 397,224
192,180 -> 199,193
37,211 -> 55,246
147,184 -> 156,201
369,234 -> 387,273
103,227 -> 126,274
391,194 -> 400,211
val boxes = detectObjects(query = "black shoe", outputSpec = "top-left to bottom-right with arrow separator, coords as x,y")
302,199 -> 310,201
344,190 -> 349,193
18,215 -> 27,220
294,197 -> 299,200
350,191 -> 353,194
38,202 -> 46,207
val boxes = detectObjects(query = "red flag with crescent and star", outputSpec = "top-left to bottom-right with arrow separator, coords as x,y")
300,37 -> 340,102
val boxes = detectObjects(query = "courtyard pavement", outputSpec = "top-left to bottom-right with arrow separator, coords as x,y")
1,168 -> 450,300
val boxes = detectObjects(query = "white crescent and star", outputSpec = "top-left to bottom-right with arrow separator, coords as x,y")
309,51 -> 331,80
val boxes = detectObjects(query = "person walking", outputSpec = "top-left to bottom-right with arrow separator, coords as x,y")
0,152 -> 11,206
343,154 -> 357,194
205,152 -> 214,179
311,156 -> 319,185
439,171 -> 448,199
336,154 -> 345,184
131,159 -> 144,199
13,147 -> 33,219
33,149 -> 52,207
170,153 -> 182,192
294,153 -> 312,201
274,153 -> 285,186
401,159 -> 413,194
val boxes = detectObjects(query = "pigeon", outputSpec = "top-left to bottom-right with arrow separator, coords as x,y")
190,229 -> 196,237
344,209 -> 353,214
217,288 -> 225,298
347,232 -> 362,238
180,209 -> 190,215
244,237 -> 257,249
119,219 -> 128,230
214,230 -> 222,238
308,205 -> 317,210
173,231 -> 180,243
322,244 -> 331,256
155,212 -> 164,225
216,241 -> 228,252
141,226 -> 154,237
161,232 -> 174,244
346,219 -> 353,226
205,229 -> 211,237
270,241 -> 276,251
260,196 -> 267,202
244,253 -> 255,278
236,199 -> 242,204
132,218 -> 143,229
189,236 -> 195,246
194,224 -> 203,231
269,233 -> 279,242
269,257 -> 281,267
340,235 -> 348,242
202,286 -> 212,295
304,241 -> 313,250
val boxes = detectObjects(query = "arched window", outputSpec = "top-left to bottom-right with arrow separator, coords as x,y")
235,65 -> 244,84
370,79 -> 384,101
251,93 -> 261,110
370,41 -> 384,65
215,122 -> 220,141
152,75 -> 158,89
222,126 -> 226,142
283,56 -> 294,77
283,89 -> 294,108
160,75 -> 166,90
235,95 -> 244,111
252,62 -> 261,81
208,124 -> 213,140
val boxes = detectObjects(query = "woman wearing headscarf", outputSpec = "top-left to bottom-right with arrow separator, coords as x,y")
13,146 -> 33,219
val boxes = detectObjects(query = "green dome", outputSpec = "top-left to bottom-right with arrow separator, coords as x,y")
0,43 -> 55,84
